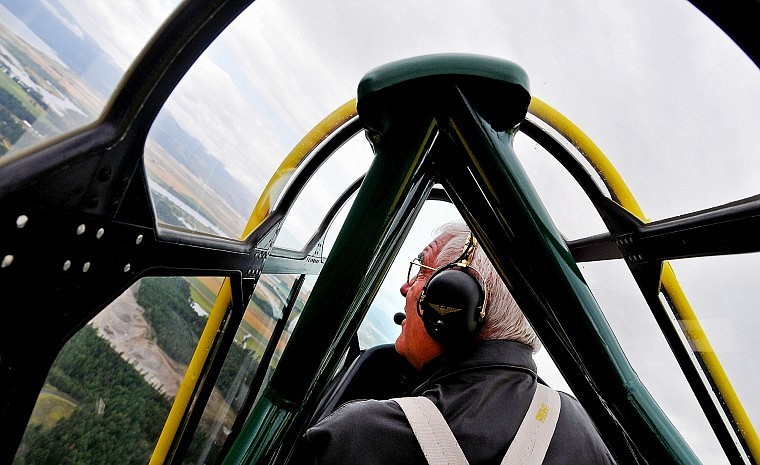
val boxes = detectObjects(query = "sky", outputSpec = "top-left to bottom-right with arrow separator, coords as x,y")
3,0 -> 759,463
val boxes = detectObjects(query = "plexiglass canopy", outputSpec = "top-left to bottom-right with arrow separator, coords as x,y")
1,1 -> 758,463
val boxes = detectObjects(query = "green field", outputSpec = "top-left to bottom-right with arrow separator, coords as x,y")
27,385 -> 77,430
188,280 -> 216,314
0,71 -> 42,118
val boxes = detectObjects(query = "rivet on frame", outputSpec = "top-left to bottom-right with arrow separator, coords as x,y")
82,262 -> 91,272
16,215 -> 28,229
63,260 -> 72,271
76,224 -> 86,235
96,228 -> 105,239
136,234 -> 143,245
124,263 -> 131,272
1,255 -> 13,268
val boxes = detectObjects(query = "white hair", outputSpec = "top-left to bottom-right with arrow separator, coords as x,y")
433,222 -> 542,352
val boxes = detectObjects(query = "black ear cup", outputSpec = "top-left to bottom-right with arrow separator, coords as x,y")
418,268 -> 485,346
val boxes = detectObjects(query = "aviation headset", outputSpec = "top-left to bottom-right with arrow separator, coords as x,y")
417,233 -> 487,346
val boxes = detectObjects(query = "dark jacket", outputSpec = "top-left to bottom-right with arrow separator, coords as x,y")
300,340 -> 617,464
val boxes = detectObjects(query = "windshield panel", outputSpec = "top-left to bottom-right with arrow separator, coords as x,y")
0,0 -> 180,156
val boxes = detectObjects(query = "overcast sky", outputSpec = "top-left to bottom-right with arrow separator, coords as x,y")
4,0 -> 759,463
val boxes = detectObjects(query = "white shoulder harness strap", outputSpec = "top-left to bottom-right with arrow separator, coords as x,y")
394,383 -> 561,465
393,394 -> 469,465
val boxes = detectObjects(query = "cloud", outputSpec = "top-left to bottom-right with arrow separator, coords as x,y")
47,0 -> 760,225
41,0 -> 83,39
56,0 -> 180,70
163,53 -> 286,193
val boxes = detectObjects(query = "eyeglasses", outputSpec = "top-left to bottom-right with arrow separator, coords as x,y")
407,258 -> 437,285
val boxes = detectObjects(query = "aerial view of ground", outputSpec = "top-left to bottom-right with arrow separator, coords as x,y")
91,284 -> 185,397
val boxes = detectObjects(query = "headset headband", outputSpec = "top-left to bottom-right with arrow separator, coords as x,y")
436,233 -> 487,318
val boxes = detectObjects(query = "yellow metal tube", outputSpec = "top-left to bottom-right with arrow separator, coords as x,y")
528,96 -> 758,462
150,98 -> 358,464
243,98 -> 359,236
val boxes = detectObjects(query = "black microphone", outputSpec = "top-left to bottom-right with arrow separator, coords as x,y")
393,312 -> 406,325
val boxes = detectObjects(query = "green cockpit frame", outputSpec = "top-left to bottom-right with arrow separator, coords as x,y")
217,53 -> 759,464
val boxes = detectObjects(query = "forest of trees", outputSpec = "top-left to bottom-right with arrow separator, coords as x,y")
136,277 -> 203,365
0,85 -> 36,122
0,105 -> 24,145
0,86 -> 33,146
15,326 -> 180,465
136,277 -> 259,404
15,276 -> 265,464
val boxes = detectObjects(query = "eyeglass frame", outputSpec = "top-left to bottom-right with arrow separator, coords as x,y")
406,258 -> 437,285
406,234 -> 488,318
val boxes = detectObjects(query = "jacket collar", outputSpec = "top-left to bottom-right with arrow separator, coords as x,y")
411,339 -> 537,394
